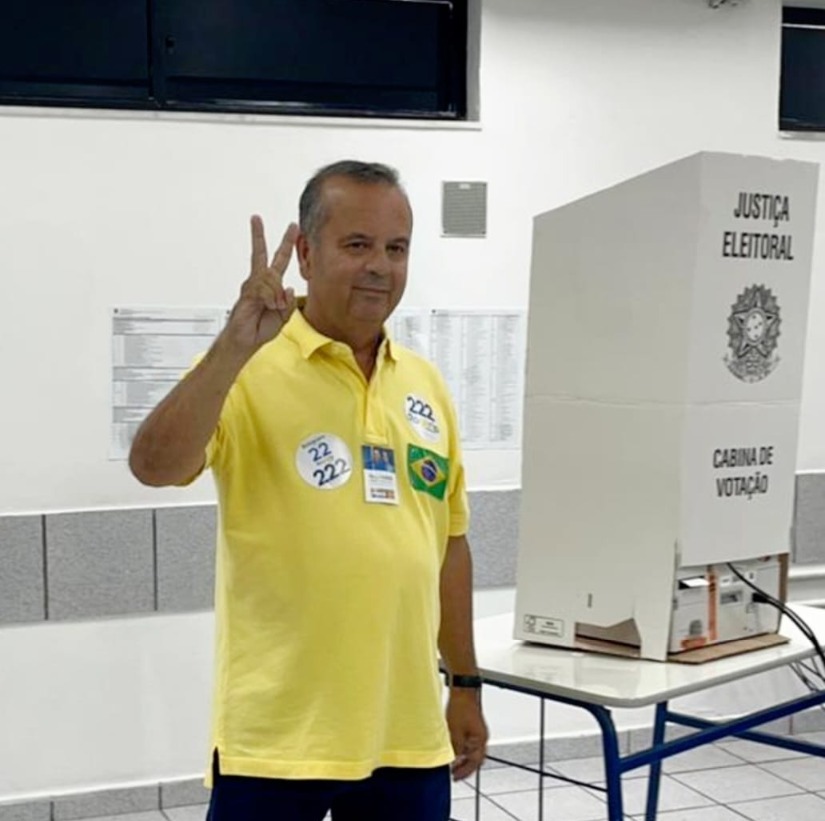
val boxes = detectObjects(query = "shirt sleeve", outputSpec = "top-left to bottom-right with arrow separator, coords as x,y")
439,373 -> 470,537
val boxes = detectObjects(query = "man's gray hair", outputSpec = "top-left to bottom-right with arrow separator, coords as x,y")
299,160 -> 404,242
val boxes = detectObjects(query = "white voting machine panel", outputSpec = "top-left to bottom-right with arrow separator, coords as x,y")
515,152 -> 819,660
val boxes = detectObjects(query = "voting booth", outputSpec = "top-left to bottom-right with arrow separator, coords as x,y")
514,152 -> 819,661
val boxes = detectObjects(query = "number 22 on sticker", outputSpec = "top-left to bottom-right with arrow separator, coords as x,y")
308,442 -> 332,462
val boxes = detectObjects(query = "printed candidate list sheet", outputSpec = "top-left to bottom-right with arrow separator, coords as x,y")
391,309 -> 526,450
110,307 -> 226,459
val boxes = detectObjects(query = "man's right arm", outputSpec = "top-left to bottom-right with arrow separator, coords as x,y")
129,216 -> 299,488
128,336 -> 250,486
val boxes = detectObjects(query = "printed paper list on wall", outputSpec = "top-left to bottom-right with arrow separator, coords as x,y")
112,306 -> 525,459
392,310 -> 526,450
110,307 -> 226,459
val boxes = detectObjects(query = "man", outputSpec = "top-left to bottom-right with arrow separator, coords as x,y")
129,161 -> 488,820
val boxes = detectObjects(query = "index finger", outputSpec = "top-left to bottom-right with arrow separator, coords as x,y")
269,222 -> 299,276
250,215 -> 268,274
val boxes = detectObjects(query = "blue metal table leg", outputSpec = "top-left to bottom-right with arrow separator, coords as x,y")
476,666 -> 825,821
645,702 -> 668,821
589,704 -> 625,821
538,696 -> 546,820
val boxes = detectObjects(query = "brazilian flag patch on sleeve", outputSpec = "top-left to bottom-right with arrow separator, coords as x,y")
407,445 -> 449,500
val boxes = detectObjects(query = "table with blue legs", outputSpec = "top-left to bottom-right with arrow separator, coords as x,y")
469,604 -> 825,821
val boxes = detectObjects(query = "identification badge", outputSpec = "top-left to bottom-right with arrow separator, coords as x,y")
362,445 -> 399,505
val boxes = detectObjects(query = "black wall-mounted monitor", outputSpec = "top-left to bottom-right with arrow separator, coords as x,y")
781,7 -> 825,131
0,1 -> 150,106
0,0 -> 466,119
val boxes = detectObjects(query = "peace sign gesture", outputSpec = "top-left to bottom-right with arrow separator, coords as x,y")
223,216 -> 299,356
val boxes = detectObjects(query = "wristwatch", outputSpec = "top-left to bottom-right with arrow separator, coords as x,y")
447,673 -> 483,689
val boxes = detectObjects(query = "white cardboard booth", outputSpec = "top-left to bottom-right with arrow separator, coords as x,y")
514,152 -> 819,661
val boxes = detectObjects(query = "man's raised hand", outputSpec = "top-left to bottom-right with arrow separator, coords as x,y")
223,217 -> 299,356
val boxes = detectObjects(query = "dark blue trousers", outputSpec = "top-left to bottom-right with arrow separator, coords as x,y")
206,752 -> 451,821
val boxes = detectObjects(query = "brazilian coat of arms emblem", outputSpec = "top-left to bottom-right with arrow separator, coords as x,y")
724,285 -> 781,383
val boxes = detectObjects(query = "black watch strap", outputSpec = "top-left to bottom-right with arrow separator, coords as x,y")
449,673 -> 483,689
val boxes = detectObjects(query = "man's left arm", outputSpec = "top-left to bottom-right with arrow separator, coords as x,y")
439,534 -> 489,781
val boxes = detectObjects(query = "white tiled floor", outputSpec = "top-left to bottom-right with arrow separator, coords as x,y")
78,734 -> 825,820
447,733 -> 825,820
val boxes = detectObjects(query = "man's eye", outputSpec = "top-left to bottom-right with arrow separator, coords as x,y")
388,244 -> 407,255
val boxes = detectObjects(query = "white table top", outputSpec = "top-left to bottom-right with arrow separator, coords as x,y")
473,605 -> 825,708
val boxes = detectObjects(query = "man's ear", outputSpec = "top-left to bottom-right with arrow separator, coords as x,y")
296,232 -> 312,282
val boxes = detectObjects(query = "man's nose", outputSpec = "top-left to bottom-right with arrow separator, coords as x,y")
364,248 -> 393,277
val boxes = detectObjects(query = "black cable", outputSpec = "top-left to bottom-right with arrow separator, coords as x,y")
796,658 -> 825,680
769,601 -> 821,653
790,661 -> 825,716
725,562 -> 814,642
726,562 -> 825,671
727,564 -> 813,643
727,562 -> 825,664
769,601 -> 822,659
791,661 -> 818,691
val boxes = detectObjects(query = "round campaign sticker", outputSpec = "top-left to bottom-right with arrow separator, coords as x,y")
295,433 -> 353,491
404,394 -> 441,443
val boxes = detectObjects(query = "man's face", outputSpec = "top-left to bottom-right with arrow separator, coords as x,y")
298,177 -> 412,339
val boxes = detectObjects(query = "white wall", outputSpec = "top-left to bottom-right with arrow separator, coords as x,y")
5,0 -> 825,514
4,0 -> 825,802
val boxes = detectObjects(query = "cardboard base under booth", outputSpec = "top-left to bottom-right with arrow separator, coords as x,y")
554,555 -> 792,664
565,630 -> 790,665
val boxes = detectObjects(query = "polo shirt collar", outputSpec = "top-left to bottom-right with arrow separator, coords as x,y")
283,307 -> 399,362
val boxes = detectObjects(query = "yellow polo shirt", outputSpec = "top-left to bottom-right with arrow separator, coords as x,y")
200,310 -> 469,782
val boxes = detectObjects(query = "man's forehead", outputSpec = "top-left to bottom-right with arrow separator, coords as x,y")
320,177 -> 410,213
308,176 -> 413,243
